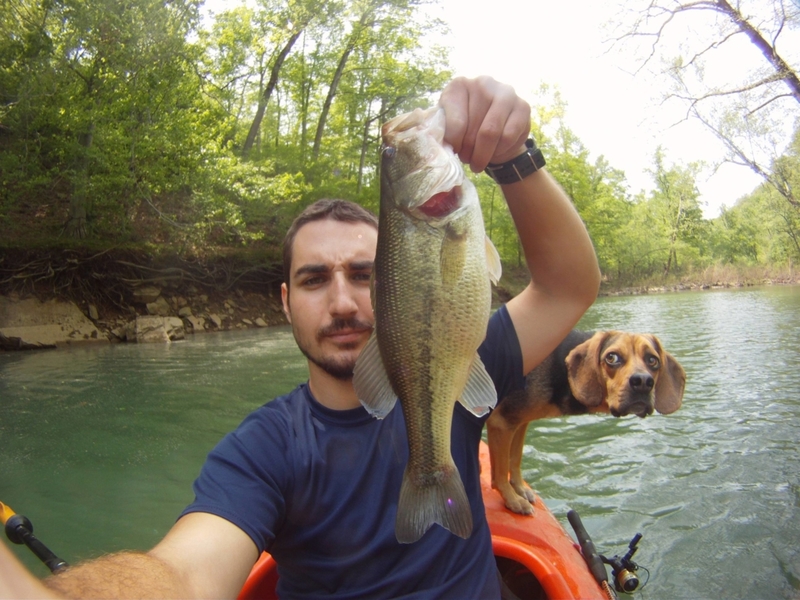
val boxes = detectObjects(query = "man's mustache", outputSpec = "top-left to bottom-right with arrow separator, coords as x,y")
317,318 -> 374,339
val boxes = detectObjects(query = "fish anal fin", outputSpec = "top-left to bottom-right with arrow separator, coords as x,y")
458,354 -> 498,417
395,464 -> 473,544
353,332 -> 397,419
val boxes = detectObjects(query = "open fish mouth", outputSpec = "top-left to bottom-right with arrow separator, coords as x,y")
418,187 -> 462,218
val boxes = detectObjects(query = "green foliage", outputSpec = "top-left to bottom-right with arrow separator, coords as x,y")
1,0 -> 798,287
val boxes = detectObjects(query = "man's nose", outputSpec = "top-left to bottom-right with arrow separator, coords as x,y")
328,274 -> 359,316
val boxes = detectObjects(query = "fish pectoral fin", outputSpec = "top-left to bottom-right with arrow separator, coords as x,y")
484,235 -> 502,285
353,332 -> 397,419
458,354 -> 498,417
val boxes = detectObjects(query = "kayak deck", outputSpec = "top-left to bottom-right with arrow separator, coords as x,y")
238,442 -> 604,600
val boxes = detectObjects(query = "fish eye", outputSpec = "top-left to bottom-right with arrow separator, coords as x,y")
604,352 -> 621,366
646,354 -> 660,369
382,145 -> 396,158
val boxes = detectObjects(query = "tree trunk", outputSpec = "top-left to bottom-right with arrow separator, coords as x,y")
716,0 -> 800,104
64,123 -> 95,239
242,30 -> 302,157
312,42 -> 355,160
312,6 -> 377,160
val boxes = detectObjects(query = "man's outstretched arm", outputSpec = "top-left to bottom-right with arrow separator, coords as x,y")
2,513 -> 258,600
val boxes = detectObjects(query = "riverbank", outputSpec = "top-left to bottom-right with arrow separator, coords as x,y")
1,251 -> 798,350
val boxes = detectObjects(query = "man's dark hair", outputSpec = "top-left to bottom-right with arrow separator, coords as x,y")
282,199 -> 378,287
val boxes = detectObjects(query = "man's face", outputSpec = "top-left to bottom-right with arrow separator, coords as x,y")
281,219 -> 377,381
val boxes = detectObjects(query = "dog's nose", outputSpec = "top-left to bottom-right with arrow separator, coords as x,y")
629,373 -> 654,393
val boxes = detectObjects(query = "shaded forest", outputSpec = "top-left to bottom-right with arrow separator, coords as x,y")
1,0 -> 799,305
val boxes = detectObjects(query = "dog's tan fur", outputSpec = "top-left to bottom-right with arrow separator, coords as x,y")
486,330 -> 686,515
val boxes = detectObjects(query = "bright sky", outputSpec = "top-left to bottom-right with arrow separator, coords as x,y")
426,0 -> 769,218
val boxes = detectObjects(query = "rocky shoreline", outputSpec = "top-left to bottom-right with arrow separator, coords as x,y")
0,284 -> 287,350
2,275 -> 798,351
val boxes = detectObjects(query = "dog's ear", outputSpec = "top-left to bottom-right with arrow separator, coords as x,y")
565,332 -> 610,407
650,336 -> 686,414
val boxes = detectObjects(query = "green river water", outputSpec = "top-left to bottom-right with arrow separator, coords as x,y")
1,285 -> 799,599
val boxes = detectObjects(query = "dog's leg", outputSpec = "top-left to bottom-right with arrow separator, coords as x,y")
487,411 -> 535,515
508,422 -> 536,505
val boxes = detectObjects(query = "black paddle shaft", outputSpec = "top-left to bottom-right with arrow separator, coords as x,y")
4,514 -> 69,574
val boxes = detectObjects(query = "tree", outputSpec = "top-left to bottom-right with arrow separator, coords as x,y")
239,0 -> 330,157
613,0 -> 800,208
647,148 -> 708,276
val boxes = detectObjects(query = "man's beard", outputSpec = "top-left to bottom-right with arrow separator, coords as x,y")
294,317 -> 373,381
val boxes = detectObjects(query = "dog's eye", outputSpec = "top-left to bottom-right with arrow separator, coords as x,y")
646,354 -> 660,369
604,352 -> 621,366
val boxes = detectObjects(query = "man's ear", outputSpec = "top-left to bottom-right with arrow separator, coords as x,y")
281,282 -> 292,323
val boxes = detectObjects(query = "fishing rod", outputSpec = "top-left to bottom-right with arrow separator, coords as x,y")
1,501 -> 69,574
568,509 -> 649,597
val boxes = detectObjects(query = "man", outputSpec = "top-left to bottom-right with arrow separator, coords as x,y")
0,75 -> 600,599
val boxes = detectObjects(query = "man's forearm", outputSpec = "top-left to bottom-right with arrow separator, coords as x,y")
503,168 -> 600,298
44,552 -> 189,600
1,541 -> 190,600
1,541 -> 62,600
501,168 -> 601,373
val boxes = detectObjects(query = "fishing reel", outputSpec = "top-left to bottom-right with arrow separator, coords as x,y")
567,510 -> 649,597
601,533 -> 642,594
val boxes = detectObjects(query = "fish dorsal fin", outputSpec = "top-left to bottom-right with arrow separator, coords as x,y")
353,331 -> 398,419
458,354 -> 498,417
485,236 -> 502,285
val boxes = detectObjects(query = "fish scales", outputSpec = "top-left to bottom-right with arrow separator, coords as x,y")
354,106 -> 501,544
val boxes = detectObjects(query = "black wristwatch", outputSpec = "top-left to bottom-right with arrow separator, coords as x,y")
484,138 -> 546,185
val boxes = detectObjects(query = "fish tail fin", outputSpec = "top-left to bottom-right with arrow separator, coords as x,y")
395,465 -> 473,544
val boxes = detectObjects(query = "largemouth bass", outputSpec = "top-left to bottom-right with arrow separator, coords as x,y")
353,106 -> 502,544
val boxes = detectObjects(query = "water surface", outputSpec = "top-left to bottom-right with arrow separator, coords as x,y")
1,286 -> 799,599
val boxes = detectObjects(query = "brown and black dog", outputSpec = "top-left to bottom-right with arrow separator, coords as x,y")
486,330 -> 686,515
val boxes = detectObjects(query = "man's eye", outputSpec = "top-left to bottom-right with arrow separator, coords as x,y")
353,272 -> 372,282
302,276 -> 326,286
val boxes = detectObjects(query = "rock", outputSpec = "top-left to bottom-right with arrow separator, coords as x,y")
0,297 -> 104,347
255,318 -> 268,327
131,286 -> 162,304
242,318 -> 253,326
88,304 -> 99,321
178,306 -> 193,317
131,316 -> 184,343
0,332 -> 56,351
183,316 -> 205,332
165,317 -> 185,340
208,313 -> 223,328
146,297 -> 172,316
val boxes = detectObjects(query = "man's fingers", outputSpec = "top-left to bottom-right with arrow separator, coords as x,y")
439,76 -> 531,173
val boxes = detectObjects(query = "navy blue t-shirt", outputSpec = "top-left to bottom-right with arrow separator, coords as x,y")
182,305 -> 524,599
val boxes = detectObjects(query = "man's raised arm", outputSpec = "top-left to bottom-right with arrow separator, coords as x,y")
439,75 -> 601,375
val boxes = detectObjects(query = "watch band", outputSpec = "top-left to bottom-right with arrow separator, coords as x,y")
484,138 -> 546,185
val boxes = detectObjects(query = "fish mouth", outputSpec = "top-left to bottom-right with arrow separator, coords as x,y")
418,187 -> 462,218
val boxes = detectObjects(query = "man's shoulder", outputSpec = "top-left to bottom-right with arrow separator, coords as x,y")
233,384 -> 310,435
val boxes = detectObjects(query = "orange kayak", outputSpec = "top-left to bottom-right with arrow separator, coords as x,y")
238,441 -> 607,600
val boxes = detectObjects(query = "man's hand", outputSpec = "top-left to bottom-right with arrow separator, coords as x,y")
438,76 -> 531,173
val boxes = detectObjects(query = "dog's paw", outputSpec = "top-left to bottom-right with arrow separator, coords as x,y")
511,482 -> 537,504
504,494 -> 535,516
